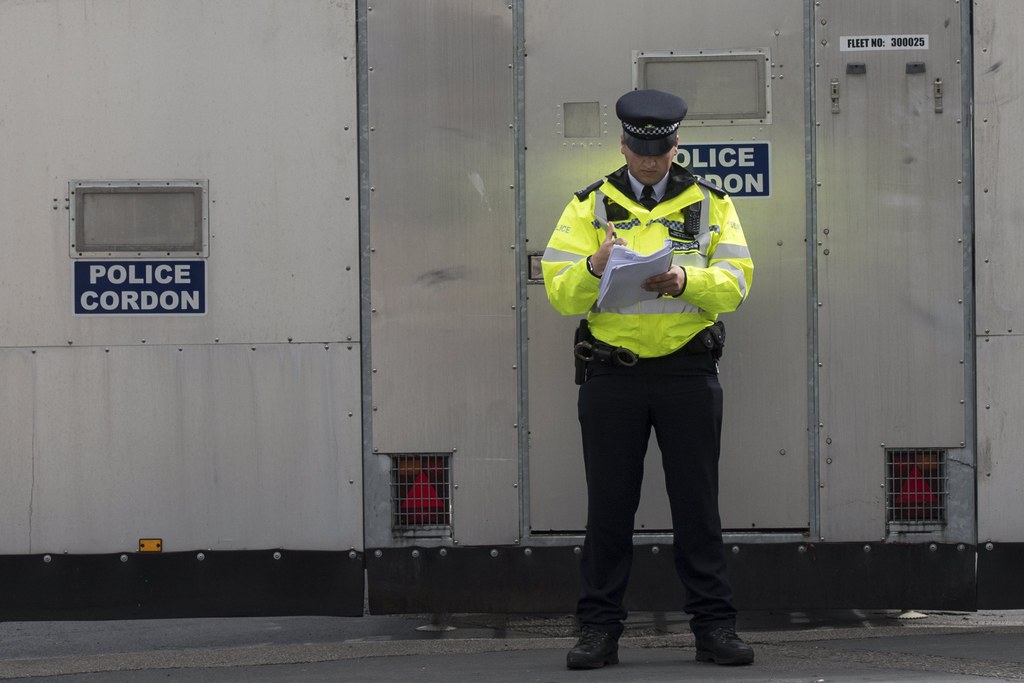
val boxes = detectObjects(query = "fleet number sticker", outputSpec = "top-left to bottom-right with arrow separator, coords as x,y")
839,35 -> 929,51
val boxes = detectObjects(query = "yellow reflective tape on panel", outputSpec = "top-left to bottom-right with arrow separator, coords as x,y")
138,539 -> 163,553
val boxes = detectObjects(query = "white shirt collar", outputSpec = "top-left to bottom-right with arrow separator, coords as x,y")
626,170 -> 669,203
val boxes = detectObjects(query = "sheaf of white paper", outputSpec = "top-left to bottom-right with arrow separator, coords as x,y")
596,240 -> 674,309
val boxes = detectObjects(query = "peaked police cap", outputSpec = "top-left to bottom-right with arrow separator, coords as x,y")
616,89 -> 687,156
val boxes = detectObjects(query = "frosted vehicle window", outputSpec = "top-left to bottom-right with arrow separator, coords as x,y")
634,50 -> 771,125
70,181 -> 209,257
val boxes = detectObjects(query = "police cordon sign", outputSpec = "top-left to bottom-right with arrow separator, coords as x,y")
74,260 -> 206,315
676,142 -> 770,198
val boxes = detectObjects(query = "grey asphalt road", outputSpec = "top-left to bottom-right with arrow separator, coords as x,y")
2,609 -> 1023,681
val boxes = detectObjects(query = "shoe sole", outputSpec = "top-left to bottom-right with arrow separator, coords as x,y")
566,652 -> 619,669
696,650 -> 754,666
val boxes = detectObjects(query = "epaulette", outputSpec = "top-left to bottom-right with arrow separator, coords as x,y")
574,179 -> 605,202
695,175 -> 727,197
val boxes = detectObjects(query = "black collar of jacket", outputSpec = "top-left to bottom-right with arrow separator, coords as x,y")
605,162 -> 696,204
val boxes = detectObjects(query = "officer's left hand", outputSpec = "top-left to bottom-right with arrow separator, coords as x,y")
642,265 -> 686,297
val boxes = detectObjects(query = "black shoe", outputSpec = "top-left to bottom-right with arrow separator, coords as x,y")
695,626 -> 754,665
566,626 -> 619,669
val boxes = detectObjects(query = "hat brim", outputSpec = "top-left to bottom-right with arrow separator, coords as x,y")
623,131 -> 676,156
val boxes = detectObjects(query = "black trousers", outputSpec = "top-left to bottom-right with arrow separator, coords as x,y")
575,347 -> 737,638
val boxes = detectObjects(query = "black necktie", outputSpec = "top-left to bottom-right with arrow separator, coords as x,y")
639,185 -> 658,210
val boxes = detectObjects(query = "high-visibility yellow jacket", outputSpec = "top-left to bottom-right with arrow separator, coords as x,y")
542,163 -> 753,358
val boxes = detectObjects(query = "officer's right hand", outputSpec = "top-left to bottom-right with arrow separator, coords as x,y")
588,223 -> 625,276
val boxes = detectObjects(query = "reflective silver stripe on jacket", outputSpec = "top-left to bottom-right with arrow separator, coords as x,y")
709,240 -> 751,297
713,260 -> 749,298
592,191 -> 608,227
671,187 -> 711,269
542,247 -> 585,277
712,242 -> 750,260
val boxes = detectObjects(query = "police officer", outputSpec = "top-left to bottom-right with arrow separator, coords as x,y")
541,89 -> 754,670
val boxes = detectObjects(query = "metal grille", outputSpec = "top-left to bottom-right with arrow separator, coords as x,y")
886,449 -> 947,527
390,454 -> 452,533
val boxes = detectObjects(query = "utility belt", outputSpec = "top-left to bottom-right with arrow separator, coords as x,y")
573,320 -> 725,385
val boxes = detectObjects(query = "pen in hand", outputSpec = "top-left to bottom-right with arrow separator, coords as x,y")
589,222 -> 625,277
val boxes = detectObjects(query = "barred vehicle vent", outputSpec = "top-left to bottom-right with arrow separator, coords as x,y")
389,454 -> 452,536
885,448 -> 947,530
